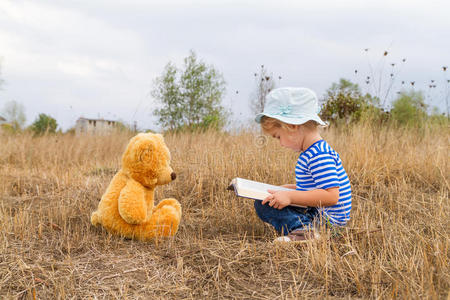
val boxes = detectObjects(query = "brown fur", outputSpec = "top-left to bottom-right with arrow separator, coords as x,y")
91,133 -> 181,241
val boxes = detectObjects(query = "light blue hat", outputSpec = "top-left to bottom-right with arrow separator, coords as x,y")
255,87 -> 327,126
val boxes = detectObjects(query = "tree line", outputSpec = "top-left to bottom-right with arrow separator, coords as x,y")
153,51 -> 448,131
0,51 -> 448,135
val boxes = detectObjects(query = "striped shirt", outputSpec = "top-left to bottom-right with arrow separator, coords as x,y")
295,140 -> 352,225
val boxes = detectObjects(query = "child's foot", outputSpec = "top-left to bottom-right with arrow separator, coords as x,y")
273,229 -> 320,243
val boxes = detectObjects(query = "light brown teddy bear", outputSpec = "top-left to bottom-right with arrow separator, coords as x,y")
91,133 -> 181,241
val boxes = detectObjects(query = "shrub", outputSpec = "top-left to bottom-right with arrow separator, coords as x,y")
320,79 -> 378,125
30,113 -> 58,135
390,90 -> 427,127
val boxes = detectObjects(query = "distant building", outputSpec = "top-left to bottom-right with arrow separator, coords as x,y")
0,115 -> 7,125
75,117 -> 119,135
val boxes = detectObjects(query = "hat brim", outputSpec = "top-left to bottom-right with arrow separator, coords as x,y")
255,113 -> 327,126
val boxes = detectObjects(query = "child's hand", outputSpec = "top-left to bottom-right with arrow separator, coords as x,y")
281,184 -> 296,189
262,190 -> 291,209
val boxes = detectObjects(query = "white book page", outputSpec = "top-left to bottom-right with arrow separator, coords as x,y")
235,178 -> 292,194
230,178 -> 306,207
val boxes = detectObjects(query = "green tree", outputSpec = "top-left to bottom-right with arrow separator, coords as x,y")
1,100 -> 26,131
31,113 -> 58,134
153,62 -> 182,130
152,51 -> 227,131
390,90 -> 427,126
320,78 -> 379,124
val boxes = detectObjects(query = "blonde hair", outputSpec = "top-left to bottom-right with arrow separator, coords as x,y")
260,116 -> 319,134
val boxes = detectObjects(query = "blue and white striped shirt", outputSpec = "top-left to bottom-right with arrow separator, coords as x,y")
295,140 -> 352,225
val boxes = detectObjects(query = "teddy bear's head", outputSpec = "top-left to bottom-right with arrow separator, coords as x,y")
121,133 -> 176,188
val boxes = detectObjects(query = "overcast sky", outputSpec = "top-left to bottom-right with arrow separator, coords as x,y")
0,0 -> 449,130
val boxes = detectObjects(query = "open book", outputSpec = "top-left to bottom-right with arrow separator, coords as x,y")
227,177 -> 306,208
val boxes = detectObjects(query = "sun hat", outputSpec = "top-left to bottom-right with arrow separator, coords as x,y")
255,87 -> 327,126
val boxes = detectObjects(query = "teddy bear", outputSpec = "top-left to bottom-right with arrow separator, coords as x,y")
91,132 -> 182,241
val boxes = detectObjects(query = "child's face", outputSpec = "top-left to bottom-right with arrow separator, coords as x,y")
268,126 -> 304,152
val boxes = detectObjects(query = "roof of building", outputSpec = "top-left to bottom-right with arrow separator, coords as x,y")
76,117 -> 117,123
0,115 -> 6,121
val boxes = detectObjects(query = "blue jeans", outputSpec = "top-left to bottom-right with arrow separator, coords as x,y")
254,200 -> 319,235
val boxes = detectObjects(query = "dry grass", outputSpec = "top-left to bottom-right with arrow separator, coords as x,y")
0,124 -> 448,299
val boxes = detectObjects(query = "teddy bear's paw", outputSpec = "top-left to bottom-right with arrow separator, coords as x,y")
145,205 -> 181,237
154,198 -> 182,218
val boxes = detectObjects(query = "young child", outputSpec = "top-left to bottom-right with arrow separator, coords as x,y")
254,87 -> 352,242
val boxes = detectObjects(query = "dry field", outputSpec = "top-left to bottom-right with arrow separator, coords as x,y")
0,123 -> 448,299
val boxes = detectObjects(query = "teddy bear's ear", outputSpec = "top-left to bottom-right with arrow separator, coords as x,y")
135,140 -> 155,163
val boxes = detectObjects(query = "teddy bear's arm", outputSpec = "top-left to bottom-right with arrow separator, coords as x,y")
118,179 -> 148,225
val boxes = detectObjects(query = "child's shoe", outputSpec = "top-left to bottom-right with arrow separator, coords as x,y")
273,229 -> 320,243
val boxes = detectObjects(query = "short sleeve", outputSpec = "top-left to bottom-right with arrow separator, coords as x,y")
307,153 -> 339,189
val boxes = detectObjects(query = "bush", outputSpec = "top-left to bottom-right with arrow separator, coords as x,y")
426,107 -> 449,127
390,90 -> 427,127
30,113 -> 58,135
320,79 -> 378,125
0,123 -> 15,133
1,100 -> 26,132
